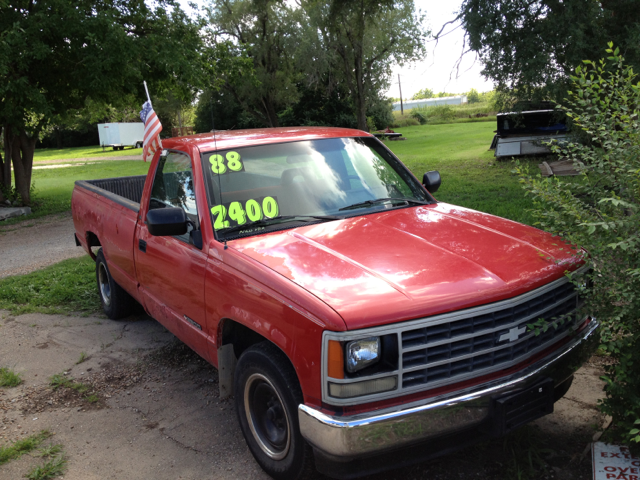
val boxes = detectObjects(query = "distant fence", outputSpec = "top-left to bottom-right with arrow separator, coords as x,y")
392,96 -> 467,112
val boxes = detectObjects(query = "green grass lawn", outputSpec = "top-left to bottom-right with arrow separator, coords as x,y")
2,161 -> 151,224
34,145 -> 142,162
385,122 -> 538,226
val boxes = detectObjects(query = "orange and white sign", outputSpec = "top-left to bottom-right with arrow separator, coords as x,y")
593,442 -> 640,480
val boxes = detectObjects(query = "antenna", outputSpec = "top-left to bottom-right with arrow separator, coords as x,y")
210,92 -> 226,250
143,81 -> 152,107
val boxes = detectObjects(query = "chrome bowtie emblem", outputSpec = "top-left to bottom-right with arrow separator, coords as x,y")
499,326 -> 527,342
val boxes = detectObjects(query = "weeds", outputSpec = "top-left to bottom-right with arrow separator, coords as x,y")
49,373 -> 89,393
0,430 -> 52,465
25,455 -> 67,480
49,373 -> 97,403
501,426 -> 553,480
76,351 -> 88,364
0,367 -> 22,387
36,444 -> 63,458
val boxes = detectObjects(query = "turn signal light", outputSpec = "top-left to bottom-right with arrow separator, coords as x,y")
327,340 -> 344,379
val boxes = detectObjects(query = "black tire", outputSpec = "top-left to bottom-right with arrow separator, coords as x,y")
234,342 -> 313,480
95,249 -> 135,320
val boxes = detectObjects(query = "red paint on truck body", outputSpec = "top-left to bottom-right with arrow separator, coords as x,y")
72,127 -> 582,413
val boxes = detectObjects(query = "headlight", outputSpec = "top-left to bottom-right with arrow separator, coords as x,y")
346,337 -> 380,373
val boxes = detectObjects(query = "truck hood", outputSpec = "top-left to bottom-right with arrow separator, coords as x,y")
229,203 -> 583,330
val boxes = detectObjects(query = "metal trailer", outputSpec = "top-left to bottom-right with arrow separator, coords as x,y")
491,109 -> 569,158
392,96 -> 468,112
98,123 -> 144,151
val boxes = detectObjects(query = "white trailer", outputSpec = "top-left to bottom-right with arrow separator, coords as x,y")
392,96 -> 468,112
98,123 -> 144,150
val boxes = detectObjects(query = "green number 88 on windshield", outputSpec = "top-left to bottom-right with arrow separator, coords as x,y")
209,151 -> 244,175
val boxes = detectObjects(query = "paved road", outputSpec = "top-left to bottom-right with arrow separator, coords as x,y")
0,212 -> 85,278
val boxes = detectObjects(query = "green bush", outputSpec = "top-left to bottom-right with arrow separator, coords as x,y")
410,109 -> 428,124
366,116 -> 377,132
467,88 -> 480,103
415,104 -> 457,122
389,116 -> 420,128
516,44 -> 640,445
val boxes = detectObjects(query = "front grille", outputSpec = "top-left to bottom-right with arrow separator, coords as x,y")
401,281 -> 580,389
322,270 -> 589,406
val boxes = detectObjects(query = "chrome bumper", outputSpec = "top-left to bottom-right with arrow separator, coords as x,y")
299,320 -> 598,459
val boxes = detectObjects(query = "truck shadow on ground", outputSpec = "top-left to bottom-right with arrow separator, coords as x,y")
0,310 -> 603,480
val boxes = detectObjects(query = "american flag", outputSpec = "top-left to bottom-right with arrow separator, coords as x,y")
140,100 -> 162,162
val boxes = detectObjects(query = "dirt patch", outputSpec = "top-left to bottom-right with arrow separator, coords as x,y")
20,361 -> 144,414
0,311 -> 606,480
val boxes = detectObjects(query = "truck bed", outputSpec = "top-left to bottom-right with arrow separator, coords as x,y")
72,175 -> 148,300
74,175 -> 146,211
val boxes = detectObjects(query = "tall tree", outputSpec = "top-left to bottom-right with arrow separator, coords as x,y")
305,0 -> 427,130
0,0 -> 204,205
459,0 -> 640,107
206,0 -> 303,127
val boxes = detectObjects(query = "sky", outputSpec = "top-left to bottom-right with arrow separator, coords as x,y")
177,0 -> 493,100
387,0 -> 494,99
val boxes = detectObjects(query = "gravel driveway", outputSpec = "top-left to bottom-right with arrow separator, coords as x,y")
0,308 -> 605,480
0,212 -> 84,278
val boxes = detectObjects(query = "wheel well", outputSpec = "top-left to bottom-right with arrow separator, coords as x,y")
86,231 -> 101,247
219,319 -> 267,359
217,319 -> 299,399
85,232 -> 101,260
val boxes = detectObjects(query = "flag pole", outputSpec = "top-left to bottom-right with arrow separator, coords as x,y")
143,81 -> 152,107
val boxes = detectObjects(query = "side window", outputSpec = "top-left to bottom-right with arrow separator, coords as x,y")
149,151 -> 198,242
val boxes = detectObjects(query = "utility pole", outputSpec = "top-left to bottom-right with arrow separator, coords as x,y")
398,74 -> 404,115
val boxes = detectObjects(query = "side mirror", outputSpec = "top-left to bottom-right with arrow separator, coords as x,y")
422,171 -> 441,194
146,207 -> 188,236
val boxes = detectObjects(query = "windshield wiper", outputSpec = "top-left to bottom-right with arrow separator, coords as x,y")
219,214 -> 342,236
339,197 -> 430,212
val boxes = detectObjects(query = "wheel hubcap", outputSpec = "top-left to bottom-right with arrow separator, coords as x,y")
244,373 -> 291,460
98,262 -> 111,307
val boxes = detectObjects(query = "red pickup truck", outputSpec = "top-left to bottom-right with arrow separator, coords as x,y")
72,127 -> 598,479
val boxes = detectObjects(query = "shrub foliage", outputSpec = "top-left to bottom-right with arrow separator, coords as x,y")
516,44 -> 640,444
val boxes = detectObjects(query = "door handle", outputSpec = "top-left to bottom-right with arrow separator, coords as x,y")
138,239 -> 147,252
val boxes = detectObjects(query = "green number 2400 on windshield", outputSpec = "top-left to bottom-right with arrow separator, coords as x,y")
211,196 -> 279,230
209,151 -> 244,175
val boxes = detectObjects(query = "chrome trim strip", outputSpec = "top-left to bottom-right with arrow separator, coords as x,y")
400,291 -> 578,353
302,320 -> 598,457
401,314 -> 578,373
322,266 -> 589,406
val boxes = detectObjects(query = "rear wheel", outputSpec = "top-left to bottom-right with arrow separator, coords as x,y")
95,249 -> 134,319
234,342 -> 312,480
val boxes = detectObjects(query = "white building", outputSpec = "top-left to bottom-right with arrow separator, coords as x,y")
392,95 -> 467,112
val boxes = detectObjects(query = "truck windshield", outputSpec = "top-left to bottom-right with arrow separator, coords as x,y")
202,137 -> 432,238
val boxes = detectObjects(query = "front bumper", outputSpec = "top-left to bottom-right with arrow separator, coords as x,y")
299,319 -> 598,471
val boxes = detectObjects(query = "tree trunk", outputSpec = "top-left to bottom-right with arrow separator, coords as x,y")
354,50 -> 367,130
1,125 -> 13,203
55,126 -> 63,149
260,97 -> 280,128
6,127 -> 36,206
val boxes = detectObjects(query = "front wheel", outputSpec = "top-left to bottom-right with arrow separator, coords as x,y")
234,342 -> 312,480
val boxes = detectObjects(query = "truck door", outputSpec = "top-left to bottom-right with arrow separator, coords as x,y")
134,150 -> 210,361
